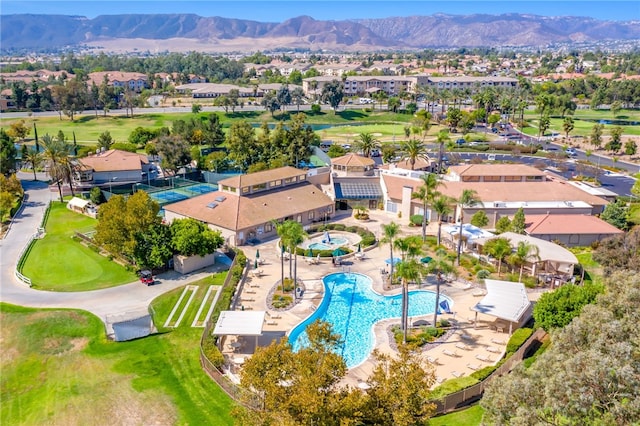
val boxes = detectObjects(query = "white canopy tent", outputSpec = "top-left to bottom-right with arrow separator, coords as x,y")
213,310 -> 266,350
67,197 -> 90,212
470,279 -> 532,334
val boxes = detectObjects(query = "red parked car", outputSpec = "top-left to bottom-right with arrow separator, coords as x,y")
139,270 -> 154,286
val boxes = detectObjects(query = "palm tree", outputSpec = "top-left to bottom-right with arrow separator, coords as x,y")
455,189 -> 480,265
381,222 -> 401,283
286,221 -> 307,297
432,195 -> 454,247
435,130 -> 450,174
41,134 -> 73,202
23,147 -> 43,181
393,235 -> 423,262
394,258 -> 425,344
508,241 -> 540,281
354,132 -> 380,158
427,248 -> 455,327
411,173 -> 442,241
483,237 -> 512,277
399,138 -> 429,171
273,220 -> 291,293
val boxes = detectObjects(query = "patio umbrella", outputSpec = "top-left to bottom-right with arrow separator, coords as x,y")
385,257 -> 402,265
256,249 -> 260,260
357,243 -> 361,253
307,247 -> 313,258
421,256 -> 433,264
332,248 -> 347,257
254,259 -> 259,269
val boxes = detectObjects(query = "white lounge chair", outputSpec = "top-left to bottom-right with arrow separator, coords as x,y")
442,349 -> 460,357
455,342 -> 471,351
459,333 -> 475,341
451,371 -> 463,378
475,353 -> 493,362
426,356 -> 439,365
491,338 -> 506,346
467,363 -> 481,371
486,346 -> 501,353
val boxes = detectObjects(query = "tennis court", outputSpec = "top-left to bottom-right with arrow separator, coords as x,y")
150,191 -> 190,203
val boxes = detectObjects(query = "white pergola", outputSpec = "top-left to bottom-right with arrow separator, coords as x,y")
470,279 -> 532,334
213,310 -> 266,349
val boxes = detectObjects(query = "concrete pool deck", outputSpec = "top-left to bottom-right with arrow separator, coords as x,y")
228,210 -> 544,388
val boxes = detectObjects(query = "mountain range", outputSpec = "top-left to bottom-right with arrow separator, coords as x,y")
2,13 -> 639,52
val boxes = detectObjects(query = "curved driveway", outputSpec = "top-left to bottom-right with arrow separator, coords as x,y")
0,173 -> 216,322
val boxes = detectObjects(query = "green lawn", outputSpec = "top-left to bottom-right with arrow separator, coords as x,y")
21,202 -> 137,291
522,108 -> 640,138
0,303 -> 235,425
429,405 -> 484,426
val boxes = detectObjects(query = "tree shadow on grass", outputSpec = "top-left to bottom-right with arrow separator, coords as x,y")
338,110 -> 368,121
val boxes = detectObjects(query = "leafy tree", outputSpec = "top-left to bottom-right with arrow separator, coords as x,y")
22,146 -> 43,181
191,103 -> 202,114
511,207 -> 526,234
133,223 -> 174,269
482,272 -> 640,425
363,346 -> 436,426
170,218 -> 224,257
455,189 -> 480,265
261,91 -> 280,117
94,191 -> 160,257
128,127 -> 157,147
589,123 -> 604,149
387,96 -> 401,113
606,126 -> 623,153
483,237 -> 512,276
326,144 -> 346,158
446,107 -> 462,131
533,282 -> 603,332
97,130 -> 114,151
470,210 -> 489,228
538,112 -> 551,139
89,186 -> 104,205
202,113 -> 226,147
562,116 -> 574,138
320,80 -> 344,113
593,227 -> 640,273
624,139 -> 637,156
600,198 -> 629,230
226,120 -> 257,171
6,120 -> 30,141
155,135 -> 191,175
495,216 -> 512,234
0,129 -> 17,176
237,320 -> 355,425
610,100 -> 622,117
290,86 -> 305,112
276,84 -> 291,113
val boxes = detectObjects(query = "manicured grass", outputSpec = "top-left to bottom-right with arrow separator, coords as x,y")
21,202 -> 137,291
522,109 -> 640,138
0,303 -> 235,425
429,404 -> 484,426
572,247 -> 604,286
151,273 -> 226,331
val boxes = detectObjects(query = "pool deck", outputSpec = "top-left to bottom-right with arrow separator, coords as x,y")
228,209 -> 544,388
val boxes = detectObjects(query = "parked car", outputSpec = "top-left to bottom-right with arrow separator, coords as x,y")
139,270 -> 155,286
455,138 -> 466,145
566,147 -> 578,157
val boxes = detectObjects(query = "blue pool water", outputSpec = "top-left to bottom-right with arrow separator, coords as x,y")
289,272 -> 451,368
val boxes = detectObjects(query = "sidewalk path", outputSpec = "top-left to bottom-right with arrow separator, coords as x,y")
0,173 -> 219,322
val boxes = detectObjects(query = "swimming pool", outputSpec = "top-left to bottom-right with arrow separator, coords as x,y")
289,272 -> 451,368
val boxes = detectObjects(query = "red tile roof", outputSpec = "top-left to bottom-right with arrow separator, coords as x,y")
525,214 -> 624,236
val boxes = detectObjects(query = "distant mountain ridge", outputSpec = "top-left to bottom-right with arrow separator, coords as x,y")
1,13 -> 639,52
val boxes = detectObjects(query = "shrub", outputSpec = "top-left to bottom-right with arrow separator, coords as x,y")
310,104 -> 321,114
409,214 -> 424,226
332,224 -> 346,231
477,269 -> 491,280
470,365 -> 498,381
202,337 -> 225,368
506,327 -> 533,355
282,278 -> 295,292
272,294 -> 293,309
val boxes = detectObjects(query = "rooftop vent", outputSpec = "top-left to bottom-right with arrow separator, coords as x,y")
207,202 -> 218,209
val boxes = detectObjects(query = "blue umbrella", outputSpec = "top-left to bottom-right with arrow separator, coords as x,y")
385,257 -> 402,265
421,256 -> 433,264
333,248 -> 347,257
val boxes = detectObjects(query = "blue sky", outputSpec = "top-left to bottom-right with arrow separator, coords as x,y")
2,1 -> 639,22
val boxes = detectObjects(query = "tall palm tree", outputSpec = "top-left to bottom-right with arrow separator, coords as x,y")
483,237 -> 512,277
395,258 -> 425,344
273,220 -> 290,293
455,189 -> 480,265
354,132 -> 380,158
23,147 -> 43,181
428,248 -> 455,327
508,241 -> 540,281
411,173 -> 443,241
41,134 -> 72,202
381,222 -> 401,283
435,130 -> 450,174
432,195 -> 454,247
399,138 -> 429,171
393,235 -> 423,262
286,221 -> 307,297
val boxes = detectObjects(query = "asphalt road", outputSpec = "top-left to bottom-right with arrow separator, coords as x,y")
0,173 -> 222,322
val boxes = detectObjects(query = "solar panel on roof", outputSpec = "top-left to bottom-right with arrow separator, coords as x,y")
207,202 -> 218,209
335,182 -> 383,199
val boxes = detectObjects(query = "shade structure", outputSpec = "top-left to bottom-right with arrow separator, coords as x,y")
385,257 -> 401,265
333,248 -> 347,256
421,256 -> 433,263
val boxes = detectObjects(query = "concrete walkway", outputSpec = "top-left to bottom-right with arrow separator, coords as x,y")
0,173 -> 223,322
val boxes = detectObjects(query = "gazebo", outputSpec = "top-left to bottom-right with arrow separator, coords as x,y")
470,279 -> 532,334
213,310 -> 266,350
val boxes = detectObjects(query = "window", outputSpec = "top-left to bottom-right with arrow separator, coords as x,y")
299,175 -> 305,181
505,176 -> 522,182
483,176 -> 500,182
265,223 -> 272,233
271,180 -> 282,187
252,183 -> 266,191
284,177 -> 294,184
526,175 -> 543,182
308,211 -> 315,220
462,176 -> 480,182
297,215 -> 302,223
242,187 -> 250,194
